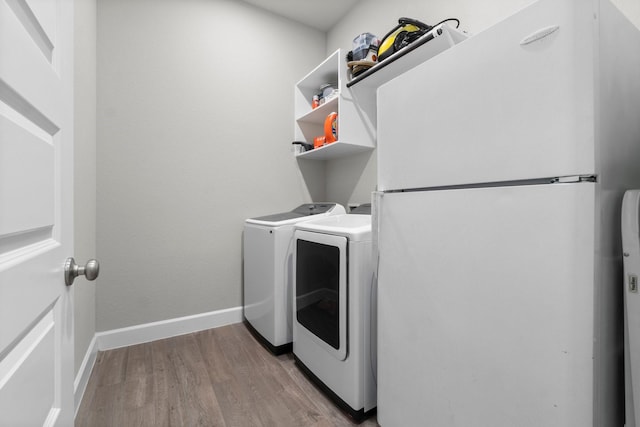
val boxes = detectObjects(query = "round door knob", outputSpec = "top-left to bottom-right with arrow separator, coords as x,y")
64,257 -> 100,286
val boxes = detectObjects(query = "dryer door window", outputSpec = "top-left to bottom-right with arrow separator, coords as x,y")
295,231 -> 348,360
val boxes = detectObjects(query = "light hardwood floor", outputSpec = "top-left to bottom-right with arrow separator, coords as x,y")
76,323 -> 379,426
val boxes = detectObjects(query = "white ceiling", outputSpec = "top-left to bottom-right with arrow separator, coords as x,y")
239,0 -> 361,31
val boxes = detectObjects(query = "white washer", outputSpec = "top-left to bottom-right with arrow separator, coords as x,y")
622,190 -> 640,427
243,203 -> 345,354
293,213 -> 376,421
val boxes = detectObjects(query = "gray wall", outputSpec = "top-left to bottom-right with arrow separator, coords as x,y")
612,0 -> 640,28
87,0 -> 640,338
74,0 -> 97,375
96,0 -> 326,331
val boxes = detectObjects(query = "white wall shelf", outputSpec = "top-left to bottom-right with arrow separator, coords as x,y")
296,96 -> 338,123
295,140 -> 373,160
346,24 -> 468,89
294,49 -> 375,161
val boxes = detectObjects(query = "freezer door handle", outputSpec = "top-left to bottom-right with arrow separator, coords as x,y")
551,175 -> 597,184
520,25 -> 560,45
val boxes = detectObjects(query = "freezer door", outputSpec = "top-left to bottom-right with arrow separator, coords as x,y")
376,183 -> 605,426
377,0 -> 595,191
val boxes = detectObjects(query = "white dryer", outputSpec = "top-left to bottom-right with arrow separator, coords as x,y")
622,190 -> 640,427
293,212 -> 376,421
243,203 -> 345,354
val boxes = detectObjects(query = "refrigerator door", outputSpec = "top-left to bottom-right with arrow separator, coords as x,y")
377,0 -> 595,191
622,190 -> 640,427
377,183 -> 598,426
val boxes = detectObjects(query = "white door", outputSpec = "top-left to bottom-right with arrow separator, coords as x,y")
376,182 -> 599,427
0,0 -> 75,425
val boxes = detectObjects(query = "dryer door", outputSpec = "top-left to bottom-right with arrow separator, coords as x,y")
295,230 -> 348,361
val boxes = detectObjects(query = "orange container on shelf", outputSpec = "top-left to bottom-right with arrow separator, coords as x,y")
314,135 -> 326,149
324,112 -> 338,143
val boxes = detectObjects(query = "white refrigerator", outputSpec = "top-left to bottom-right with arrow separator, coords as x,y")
374,0 -> 640,426
622,190 -> 640,427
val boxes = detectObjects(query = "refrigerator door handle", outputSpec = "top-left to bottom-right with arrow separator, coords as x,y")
520,25 -> 560,46
370,191 -> 382,384
551,175 -> 597,184
372,191 -> 383,281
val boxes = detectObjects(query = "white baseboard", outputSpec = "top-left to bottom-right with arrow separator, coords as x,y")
74,306 -> 243,418
74,335 -> 98,418
95,306 -> 243,351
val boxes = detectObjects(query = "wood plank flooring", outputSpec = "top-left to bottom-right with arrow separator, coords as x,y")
76,323 -> 379,426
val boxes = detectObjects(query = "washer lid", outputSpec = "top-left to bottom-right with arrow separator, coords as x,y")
246,203 -> 345,226
295,214 -> 371,241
